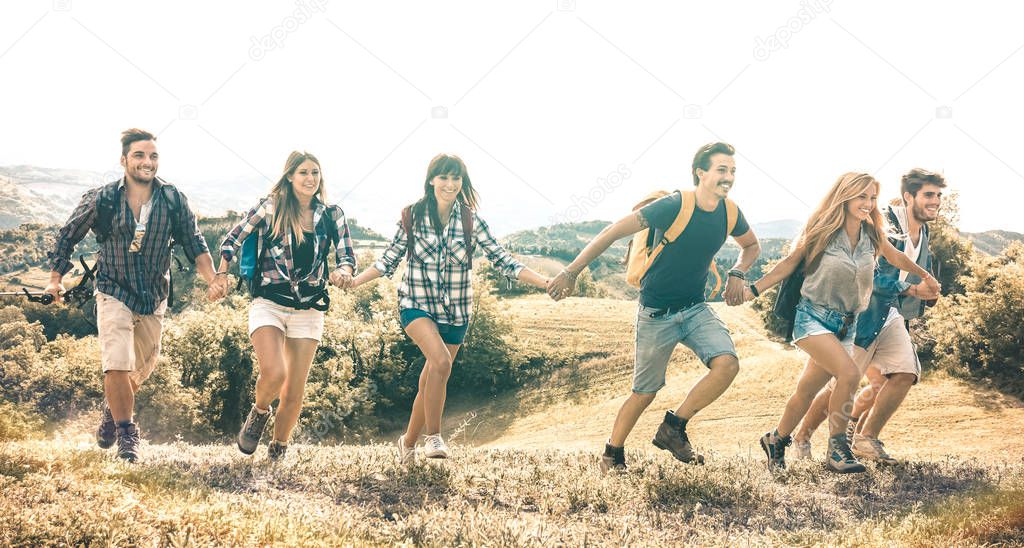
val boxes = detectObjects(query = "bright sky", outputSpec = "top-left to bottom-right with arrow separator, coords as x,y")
1,1 -> 1022,235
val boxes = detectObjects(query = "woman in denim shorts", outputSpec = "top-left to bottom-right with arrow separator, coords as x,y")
351,153 -> 550,463
209,151 -> 357,460
744,173 -> 938,473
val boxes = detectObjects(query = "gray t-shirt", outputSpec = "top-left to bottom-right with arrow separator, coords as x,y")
638,191 -> 749,309
800,224 -> 876,313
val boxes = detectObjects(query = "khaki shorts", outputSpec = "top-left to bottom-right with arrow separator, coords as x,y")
96,292 -> 166,384
830,317 -> 921,389
248,297 -> 325,341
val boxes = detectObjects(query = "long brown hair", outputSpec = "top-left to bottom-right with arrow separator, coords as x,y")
798,172 -> 884,270
269,151 -> 325,245
411,153 -> 480,234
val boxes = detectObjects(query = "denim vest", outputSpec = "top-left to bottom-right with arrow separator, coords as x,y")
853,206 -> 931,349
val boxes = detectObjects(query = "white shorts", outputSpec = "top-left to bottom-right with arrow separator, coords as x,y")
248,297 -> 325,341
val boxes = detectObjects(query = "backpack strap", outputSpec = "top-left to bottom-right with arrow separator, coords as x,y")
461,205 -> 474,269
706,198 -> 739,300
640,190 -> 695,274
661,190 -> 696,245
401,206 -> 414,263
93,181 -> 121,243
724,198 -> 738,235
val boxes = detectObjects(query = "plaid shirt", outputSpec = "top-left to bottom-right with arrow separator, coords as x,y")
373,201 -> 524,326
48,178 -> 210,315
220,197 -> 356,297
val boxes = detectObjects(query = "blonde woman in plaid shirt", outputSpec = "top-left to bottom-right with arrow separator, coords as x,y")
351,153 -> 550,462
208,151 -> 357,460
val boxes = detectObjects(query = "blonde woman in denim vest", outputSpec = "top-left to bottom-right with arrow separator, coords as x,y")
744,172 -> 939,473
350,153 -> 550,463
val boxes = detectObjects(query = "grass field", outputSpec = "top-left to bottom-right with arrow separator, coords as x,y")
2,296 -> 1023,546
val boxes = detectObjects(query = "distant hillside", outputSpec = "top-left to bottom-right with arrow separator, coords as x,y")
750,219 -> 801,239
964,229 -> 1024,256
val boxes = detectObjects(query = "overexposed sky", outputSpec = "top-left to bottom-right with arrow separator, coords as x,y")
1,1 -> 1022,235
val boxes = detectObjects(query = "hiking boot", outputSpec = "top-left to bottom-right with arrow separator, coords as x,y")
237,405 -> 272,456
599,443 -> 626,474
792,438 -> 812,460
116,423 -> 141,462
96,404 -> 116,449
760,430 -> 791,470
826,433 -> 866,474
267,440 -> 288,461
652,411 -> 704,464
846,417 -> 860,441
852,434 -> 898,465
397,434 -> 415,465
423,434 -> 449,459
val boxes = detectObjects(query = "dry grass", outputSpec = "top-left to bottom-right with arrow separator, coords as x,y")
3,297 -> 1024,546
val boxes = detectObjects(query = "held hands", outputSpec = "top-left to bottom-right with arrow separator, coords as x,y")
330,268 -> 354,289
724,276 -> 746,306
910,280 -> 940,301
922,273 -> 941,296
547,269 -> 578,301
207,275 -> 229,302
741,285 -> 756,303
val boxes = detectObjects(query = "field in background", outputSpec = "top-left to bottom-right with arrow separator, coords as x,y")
2,296 -> 1023,545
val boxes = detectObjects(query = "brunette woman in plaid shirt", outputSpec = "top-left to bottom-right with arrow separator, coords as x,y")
208,151 -> 357,460
351,153 -> 550,462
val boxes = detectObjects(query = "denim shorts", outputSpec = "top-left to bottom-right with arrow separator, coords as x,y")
792,297 -> 857,354
399,308 -> 468,345
633,302 -> 737,394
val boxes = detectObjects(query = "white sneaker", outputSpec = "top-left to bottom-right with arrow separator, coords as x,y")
397,434 -> 415,465
792,439 -> 812,460
423,434 -> 449,459
851,434 -> 898,465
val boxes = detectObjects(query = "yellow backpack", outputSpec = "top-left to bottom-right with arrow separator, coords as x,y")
624,190 -> 738,299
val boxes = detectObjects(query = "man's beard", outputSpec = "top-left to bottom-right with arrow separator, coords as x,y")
912,203 -> 937,223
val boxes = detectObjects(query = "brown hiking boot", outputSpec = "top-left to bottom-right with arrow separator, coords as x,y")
116,423 -> 141,462
652,410 -> 704,464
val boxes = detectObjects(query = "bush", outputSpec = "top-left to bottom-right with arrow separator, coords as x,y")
922,242 -> 1024,395
0,400 -> 44,441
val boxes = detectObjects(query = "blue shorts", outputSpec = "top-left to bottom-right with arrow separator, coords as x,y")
632,303 -> 737,394
792,297 -> 857,354
399,308 -> 469,345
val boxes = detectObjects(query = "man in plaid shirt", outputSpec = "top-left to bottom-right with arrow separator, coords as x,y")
44,128 -> 217,462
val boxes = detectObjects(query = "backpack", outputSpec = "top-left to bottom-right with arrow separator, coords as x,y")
401,205 -> 474,268
236,204 -> 340,298
623,190 -> 738,299
94,178 -> 186,301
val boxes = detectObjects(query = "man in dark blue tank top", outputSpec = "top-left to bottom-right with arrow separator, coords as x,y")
548,142 -> 761,473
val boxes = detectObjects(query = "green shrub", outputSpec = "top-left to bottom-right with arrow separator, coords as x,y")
923,242 -> 1024,395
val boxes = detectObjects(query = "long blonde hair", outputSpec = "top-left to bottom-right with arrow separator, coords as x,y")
269,151 -> 326,245
798,172 -> 883,270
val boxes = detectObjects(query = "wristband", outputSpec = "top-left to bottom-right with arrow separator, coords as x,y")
749,283 -> 761,298
727,268 -> 746,281
216,272 -> 228,277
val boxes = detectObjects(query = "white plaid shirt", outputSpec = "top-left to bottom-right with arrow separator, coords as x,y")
373,201 -> 524,326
